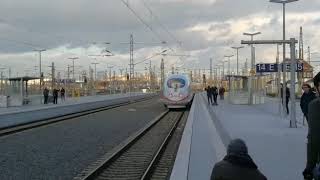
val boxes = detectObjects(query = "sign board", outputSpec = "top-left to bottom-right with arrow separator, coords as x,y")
256,63 -> 303,73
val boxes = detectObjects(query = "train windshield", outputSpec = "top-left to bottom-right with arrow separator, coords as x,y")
167,78 -> 186,89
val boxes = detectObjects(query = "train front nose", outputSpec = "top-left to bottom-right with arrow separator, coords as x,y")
168,91 -> 185,101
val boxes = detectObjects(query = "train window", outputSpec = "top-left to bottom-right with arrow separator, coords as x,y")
167,78 -> 186,88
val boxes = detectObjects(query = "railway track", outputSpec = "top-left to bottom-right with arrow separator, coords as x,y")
75,110 -> 188,180
0,95 -> 155,137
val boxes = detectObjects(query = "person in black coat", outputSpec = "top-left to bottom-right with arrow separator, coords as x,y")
300,84 -> 316,122
281,83 -> 290,115
219,86 -> 225,100
206,86 -> 213,105
211,139 -> 267,180
43,87 -> 49,104
60,87 -> 66,101
53,88 -> 59,104
211,86 -> 218,105
303,72 -> 320,180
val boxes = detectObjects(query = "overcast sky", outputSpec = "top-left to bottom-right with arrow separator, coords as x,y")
0,0 -> 319,78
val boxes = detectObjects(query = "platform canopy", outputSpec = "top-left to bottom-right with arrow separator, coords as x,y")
8,76 -> 40,81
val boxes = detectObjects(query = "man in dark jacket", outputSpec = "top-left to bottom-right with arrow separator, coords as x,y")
211,86 -> 218,105
303,72 -> 320,180
43,87 -> 49,104
300,84 -> 316,122
281,83 -> 290,115
53,88 -> 59,104
219,86 -> 225,100
206,86 -> 213,105
60,87 -> 65,101
211,139 -> 267,180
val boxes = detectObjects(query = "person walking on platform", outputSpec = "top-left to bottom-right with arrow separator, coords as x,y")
303,72 -> 320,180
211,139 -> 267,180
60,87 -> 65,102
300,84 -> 316,122
206,86 -> 213,105
53,88 -> 59,104
43,87 -> 49,104
212,86 -> 218,105
281,83 -> 290,115
219,86 -> 225,100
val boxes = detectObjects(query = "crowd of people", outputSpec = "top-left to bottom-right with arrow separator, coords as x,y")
205,85 -> 225,106
208,72 -> 320,180
43,87 -> 65,104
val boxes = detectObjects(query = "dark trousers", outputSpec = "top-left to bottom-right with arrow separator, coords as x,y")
44,96 -> 48,104
282,98 -> 289,114
306,139 -> 320,174
213,94 -> 218,104
61,94 -> 65,101
207,95 -> 213,104
53,96 -> 58,104
220,94 -> 224,100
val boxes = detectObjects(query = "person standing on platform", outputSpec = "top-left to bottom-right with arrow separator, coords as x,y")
53,88 -> 59,104
212,86 -> 218,105
303,72 -> 320,180
211,139 -> 267,180
43,87 -> 49,104
60,87 -> 65,102
206,86 -> 213,105
300,84 -> 316,122
281,83 -> 290,115
219,86 -> 225,100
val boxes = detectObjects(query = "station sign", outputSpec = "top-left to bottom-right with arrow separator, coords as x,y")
256,63 -> 303,73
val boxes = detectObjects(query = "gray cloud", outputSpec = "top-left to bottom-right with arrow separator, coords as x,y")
0,0 -> 319,75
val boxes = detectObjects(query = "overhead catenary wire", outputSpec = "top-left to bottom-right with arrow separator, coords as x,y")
139,0 -> 186,64
140,0 -> 181,46
120,0 -> 165,44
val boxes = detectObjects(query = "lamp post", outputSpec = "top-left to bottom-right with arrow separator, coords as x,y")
107,66 -> 114,94
0,67 -> 6,95
216,64 -> 223,83
243,32 -> 261,105
224,55 -> 234,102
270,0 -> 299,114
224,55 -> 234,76
231,46 -> 244,75
68,57 -> 79,80
91,63 -> 99,81
34,49 -> 46,96
220,60 -> 228,79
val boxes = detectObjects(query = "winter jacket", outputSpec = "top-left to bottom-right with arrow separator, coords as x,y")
43,89 -> 49,96
300,91 -> 316,117
211,87 -> 218,95
219,88 -> 225,95
211,154 -> 267,180
206,88 -> 212,96
306,98 -> 320,171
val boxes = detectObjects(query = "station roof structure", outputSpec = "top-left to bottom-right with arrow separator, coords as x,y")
8,76 -> 40,81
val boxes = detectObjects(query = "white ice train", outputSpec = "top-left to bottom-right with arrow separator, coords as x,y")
160,74 -> 194,109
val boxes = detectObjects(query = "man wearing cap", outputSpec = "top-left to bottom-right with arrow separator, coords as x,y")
211,139 -> 267,180
303,72 -> 320,180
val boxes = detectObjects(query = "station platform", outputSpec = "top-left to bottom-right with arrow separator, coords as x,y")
0,93 -> 153,129
171,93 -> 307,180
0,93 -> 146,115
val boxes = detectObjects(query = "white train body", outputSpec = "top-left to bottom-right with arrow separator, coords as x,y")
160,74 -> 193,108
